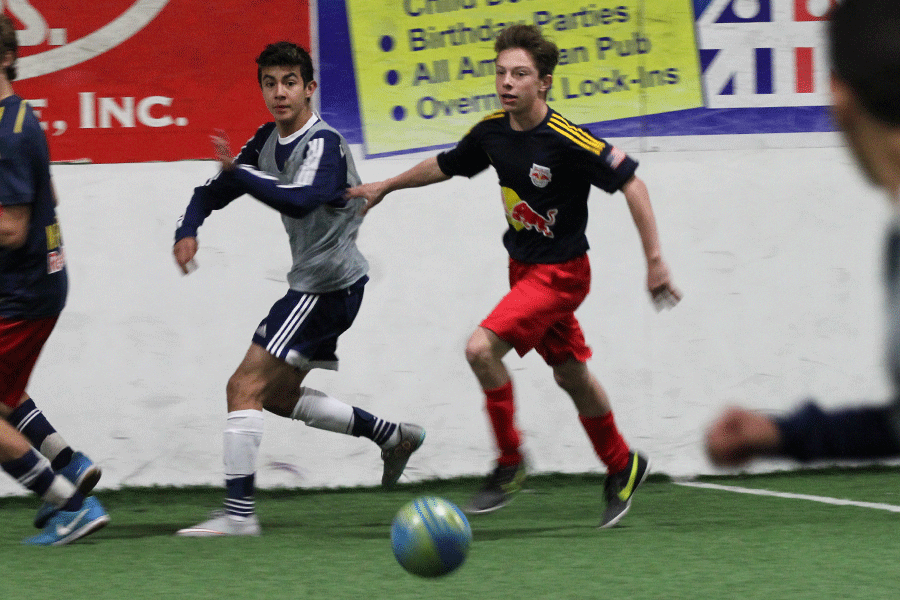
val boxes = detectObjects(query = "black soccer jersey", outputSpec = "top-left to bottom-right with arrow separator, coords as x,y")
437,108 -> 638,264
0,95 -> 67,318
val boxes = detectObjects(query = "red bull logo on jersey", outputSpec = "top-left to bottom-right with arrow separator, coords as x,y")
529,163 -> 552,188
503,187 -> 557,238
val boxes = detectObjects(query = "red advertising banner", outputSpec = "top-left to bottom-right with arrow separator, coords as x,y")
6,1 -> 310,163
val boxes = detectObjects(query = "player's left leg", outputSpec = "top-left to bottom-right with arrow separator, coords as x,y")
10,392 -> 103,528
258,281 -> 425,488
0,316 -> 102,527
0,420 -> 109,545
271,382 -> 424,488
535,256 -> 646,528
551,358 -> 649,528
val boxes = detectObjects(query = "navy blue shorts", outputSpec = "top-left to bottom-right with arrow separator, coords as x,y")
252,276 -> 367,371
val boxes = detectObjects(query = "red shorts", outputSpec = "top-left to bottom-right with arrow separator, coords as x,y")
0,316 -> 58,408
481,254 -> 592,366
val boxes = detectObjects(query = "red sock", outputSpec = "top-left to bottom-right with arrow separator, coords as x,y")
484,381 -> 522,466
579,412 -> 630,473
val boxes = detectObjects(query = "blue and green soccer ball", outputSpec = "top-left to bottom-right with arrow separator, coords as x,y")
391,496 -> 472,578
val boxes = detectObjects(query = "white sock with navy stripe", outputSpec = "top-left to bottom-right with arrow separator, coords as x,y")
223,410 -> 264,519
290,387 -> 400,448
291,387 -> 354,434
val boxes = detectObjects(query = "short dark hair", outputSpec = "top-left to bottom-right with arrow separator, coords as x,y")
494,25 -> 559,79
829,0 -> 900,125
256,41 -> 314,87
0,14 -> 18,81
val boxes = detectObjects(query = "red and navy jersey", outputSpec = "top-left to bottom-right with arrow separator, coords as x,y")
437,107 -> 638,264
0,95 -> 66,318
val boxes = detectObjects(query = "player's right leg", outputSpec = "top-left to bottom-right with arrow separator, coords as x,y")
7,394 -> 101,493
464,327 -> 528,514
465,258 -> 587,514
176,344 -> 276,537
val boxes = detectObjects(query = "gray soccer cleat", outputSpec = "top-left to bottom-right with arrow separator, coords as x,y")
381,423 -> 426,488
176,511 -> 261,537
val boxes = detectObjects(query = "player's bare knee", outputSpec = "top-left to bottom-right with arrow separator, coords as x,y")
464,336 -> 492,369
552,369 -> 575,393
552,364 -> 584,395
226,371 -> 264,410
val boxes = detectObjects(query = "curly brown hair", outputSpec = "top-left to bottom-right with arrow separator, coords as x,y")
494,24 -> 558,79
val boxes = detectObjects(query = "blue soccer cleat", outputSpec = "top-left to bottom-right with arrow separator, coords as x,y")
34,451 -> 102,528
60,451 -> 103,493
23,496 -> 110,546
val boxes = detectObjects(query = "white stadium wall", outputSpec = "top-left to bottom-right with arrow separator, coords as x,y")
1,135 -> 893,496
5,0 -> 886,496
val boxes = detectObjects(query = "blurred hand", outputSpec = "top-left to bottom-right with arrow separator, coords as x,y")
647,257 -> 682,311
705,407 -> 782,467
173,236 -> 199,275
211,129 -> 235,172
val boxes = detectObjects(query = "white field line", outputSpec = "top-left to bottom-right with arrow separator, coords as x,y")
675,480 -> 900,513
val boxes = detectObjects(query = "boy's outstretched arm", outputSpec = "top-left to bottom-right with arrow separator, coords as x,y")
347,156 -> 451,215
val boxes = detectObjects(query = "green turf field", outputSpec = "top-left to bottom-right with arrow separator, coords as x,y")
2,468 -> 898,600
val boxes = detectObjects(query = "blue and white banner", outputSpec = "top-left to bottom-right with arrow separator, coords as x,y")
318,0 -> 839,156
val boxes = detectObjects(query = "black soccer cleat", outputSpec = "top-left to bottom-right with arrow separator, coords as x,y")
600,451 -> 650,528
465,460 -> 527,514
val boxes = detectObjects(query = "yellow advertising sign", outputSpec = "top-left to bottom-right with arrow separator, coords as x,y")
345,1 -> 702,156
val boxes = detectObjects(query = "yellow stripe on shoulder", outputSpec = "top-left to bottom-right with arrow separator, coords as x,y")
548,114 -> 605,155
462,110 -> 506,137
0,106 -> 5,127
14,100 -> 28,134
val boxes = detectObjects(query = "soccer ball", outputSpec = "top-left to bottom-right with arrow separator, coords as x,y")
390,496 -> 472,578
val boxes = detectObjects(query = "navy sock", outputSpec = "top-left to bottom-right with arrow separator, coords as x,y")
1,448 -> 84,511
225,475 -> 255,518
2,448 -> 55,496
350,407 -> 397,445
7,398 -> 74,470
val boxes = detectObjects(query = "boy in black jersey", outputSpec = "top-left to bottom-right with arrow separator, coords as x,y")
706,0 -> 900,468
0,14 -> 109,545
349,25 -> 680,527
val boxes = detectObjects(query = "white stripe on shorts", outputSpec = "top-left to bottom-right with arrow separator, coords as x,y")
267,293 -> 319,358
